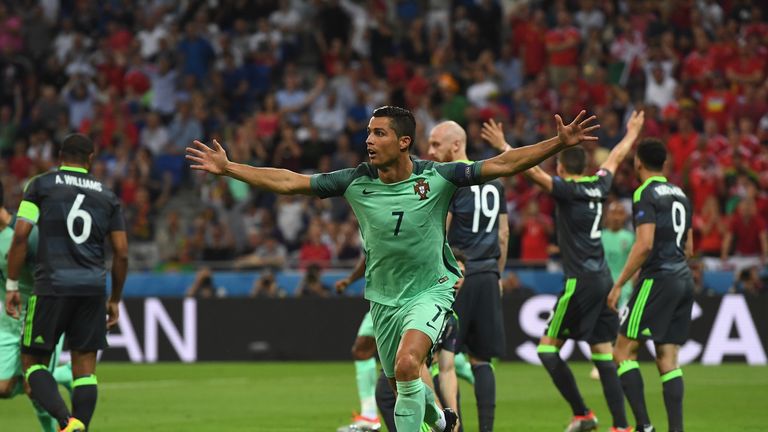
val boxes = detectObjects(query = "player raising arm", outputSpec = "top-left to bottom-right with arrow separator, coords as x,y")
481,110 -> 644,432
607,138 -> 694,432
187,106 -> 598,432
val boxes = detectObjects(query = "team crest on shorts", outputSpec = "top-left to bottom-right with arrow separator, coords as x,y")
413,179 -> 430,200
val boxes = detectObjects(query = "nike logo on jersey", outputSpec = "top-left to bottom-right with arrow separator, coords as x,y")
362,189 -> 375,195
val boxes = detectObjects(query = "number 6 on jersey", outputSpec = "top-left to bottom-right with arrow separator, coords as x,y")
67,193 -> 93,244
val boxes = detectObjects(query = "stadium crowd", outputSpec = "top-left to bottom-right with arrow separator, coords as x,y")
0,0 -> 766,295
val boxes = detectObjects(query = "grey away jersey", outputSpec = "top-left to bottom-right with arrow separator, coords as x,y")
633,176 -> 692,279
551,168 -> 613,277
18,167 -> 125,296
448,179 -> 507,275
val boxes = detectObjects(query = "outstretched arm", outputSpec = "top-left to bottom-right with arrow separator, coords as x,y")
481,119 -> 554,192
600,110 -> 645,175
186,140 -> 313,195
478,111 -> 599,181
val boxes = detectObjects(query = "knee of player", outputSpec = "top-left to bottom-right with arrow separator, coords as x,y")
0,378 -> 18,398
351,346 -> 373,360
654,351 -> 679,372
351,338 -> 376,360
612,347 -> 631,365
394,353 -> 422,380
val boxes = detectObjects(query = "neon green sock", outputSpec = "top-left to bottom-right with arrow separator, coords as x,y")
395,379 -> 425,431
455,353 -> 475,385
354,359 -> 378,418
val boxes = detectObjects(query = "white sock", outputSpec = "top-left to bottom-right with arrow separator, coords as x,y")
361,396 -> 378,419
432,406 -> 446,431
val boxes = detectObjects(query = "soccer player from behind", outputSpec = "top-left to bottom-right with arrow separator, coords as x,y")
427,121 -> 508,432
481,110 -> 644,432
186,106 -> 599,432
0,179 -> 73,432
608,138 -> 694,432
589,201 -> 635,381
5,134 -> 129,432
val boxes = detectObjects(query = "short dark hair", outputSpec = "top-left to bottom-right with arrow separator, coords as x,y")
60,133 -> 94,164
372,106 -> 416,148
558,147 -> 586,175
636,138 -> 667,171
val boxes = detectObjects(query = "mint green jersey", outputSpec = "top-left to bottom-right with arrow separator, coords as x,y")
0,216 -> 38,338
601,228 -> 634,304
0,216 -> 38,301
311,159 -> 484,306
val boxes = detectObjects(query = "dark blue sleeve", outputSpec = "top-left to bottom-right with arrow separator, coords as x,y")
435,162 -> 484,187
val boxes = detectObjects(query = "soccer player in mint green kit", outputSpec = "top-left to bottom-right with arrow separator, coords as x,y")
0,181 -> 73,432
335,256 -> 381,431
187,106 -> 599,432
602,202 -> 635,309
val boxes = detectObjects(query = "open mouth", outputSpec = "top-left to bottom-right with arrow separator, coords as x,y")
367,149 -> 376,159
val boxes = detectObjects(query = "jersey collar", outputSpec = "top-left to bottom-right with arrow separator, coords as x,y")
454,159 -> 472,163
59,166 -> 89,174
633,176 -> 667,203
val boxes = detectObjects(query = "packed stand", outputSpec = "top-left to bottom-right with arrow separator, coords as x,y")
0,0 -> 766,295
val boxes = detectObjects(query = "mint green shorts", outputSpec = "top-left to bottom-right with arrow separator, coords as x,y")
357,312 -> 374,338
0,312 -> 23,380
0,307 -> 66,382
370,288 -> 454,378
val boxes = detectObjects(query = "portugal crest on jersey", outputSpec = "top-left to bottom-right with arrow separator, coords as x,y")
414,178 -> 430,200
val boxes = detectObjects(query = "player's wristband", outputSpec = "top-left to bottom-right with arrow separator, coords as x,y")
6,279 -> 19,292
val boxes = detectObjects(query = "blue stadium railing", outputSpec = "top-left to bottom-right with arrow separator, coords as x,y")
113,269 -> 737,297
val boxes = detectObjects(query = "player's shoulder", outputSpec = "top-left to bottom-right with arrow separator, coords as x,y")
24,170 -> 57,188
634,177 -> 686,204
347,162 -> 378,181
413,158 -> 438,174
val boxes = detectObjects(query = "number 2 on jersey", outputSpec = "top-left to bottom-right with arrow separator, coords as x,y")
470,185 -> 500,233
67,193 -> 93,244
588,201 -> 603,239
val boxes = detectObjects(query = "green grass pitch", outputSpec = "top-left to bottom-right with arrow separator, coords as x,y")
1,362 -> 765,431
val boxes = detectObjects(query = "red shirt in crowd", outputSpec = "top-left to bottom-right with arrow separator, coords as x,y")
299,243 -> 332,268
667,130 -> 699,171
545,26 -> 580,66
730,213 -> 767,256
700,89 -> 735,132
688,165 -> 721,211
518,21 -> 547,76
693,213 -> 726,256
709,41 -> 737,73
520,214 -> 552,262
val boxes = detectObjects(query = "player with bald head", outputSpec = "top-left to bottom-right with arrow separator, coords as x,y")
428,121 -> 508,432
